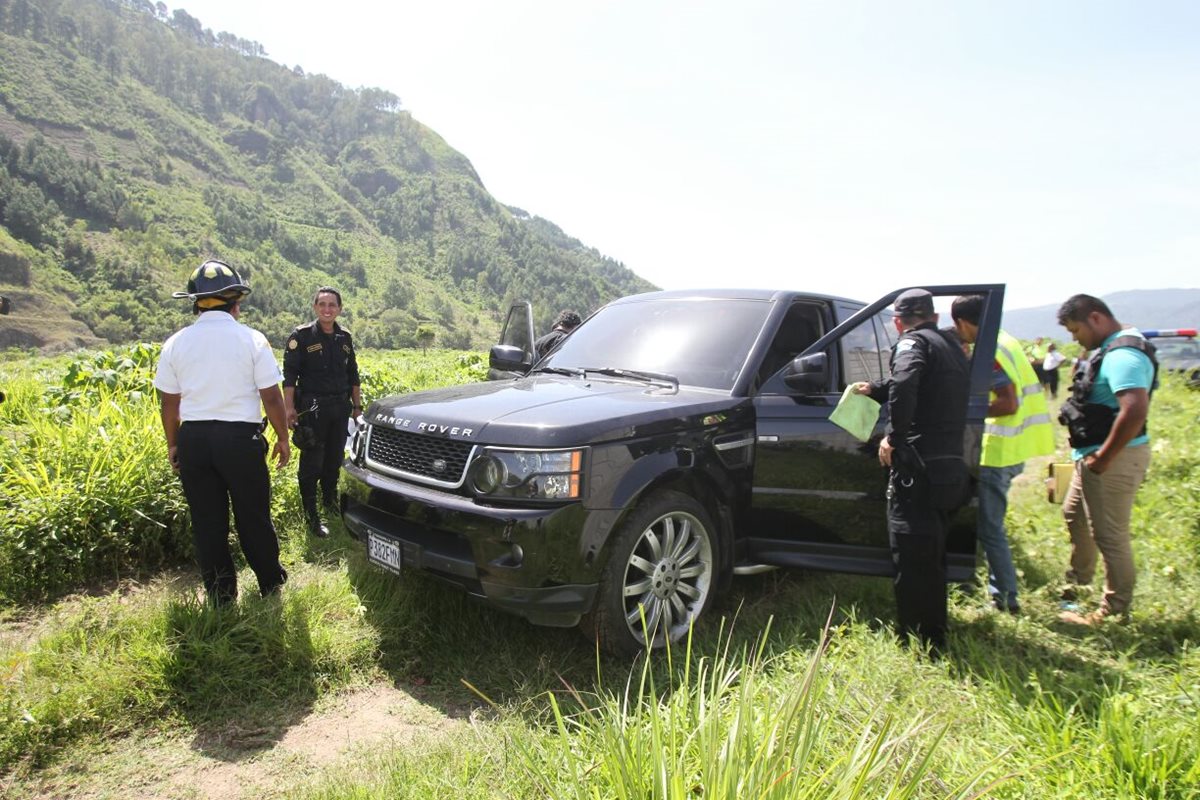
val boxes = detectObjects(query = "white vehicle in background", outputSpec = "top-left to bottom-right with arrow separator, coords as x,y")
1143,328 -> 1200,389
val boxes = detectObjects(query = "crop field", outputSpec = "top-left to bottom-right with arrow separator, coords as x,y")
1,346 -> 1198,799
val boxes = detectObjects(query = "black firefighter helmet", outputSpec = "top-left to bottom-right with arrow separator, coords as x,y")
173,260 -> 251,309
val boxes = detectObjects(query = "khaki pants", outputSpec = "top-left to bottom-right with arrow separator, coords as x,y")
1062,445 -> 1150,614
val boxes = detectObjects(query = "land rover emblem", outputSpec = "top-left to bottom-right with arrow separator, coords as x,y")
431,458 -> 448,473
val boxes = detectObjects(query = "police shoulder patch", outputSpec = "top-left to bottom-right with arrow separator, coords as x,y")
896,339 -> 916,353
287,338 -> 298,350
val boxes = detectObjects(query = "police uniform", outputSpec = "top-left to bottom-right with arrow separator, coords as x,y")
866,290 -> 970,649
283,320 -> 360,526
155,261 -> 289,604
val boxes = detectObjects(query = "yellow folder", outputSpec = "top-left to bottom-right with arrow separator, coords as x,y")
830,386 -> 882,442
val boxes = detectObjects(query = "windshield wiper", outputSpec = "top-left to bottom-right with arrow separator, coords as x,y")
580,367 -> 679,390
529,365 -> 584,377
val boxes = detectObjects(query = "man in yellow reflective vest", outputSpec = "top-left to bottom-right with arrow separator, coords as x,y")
952,295 -> 1055,613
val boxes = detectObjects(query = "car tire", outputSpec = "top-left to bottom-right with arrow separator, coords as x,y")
583,490 -> 719,655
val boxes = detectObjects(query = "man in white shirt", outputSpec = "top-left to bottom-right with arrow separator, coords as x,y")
154,261 -> 291,605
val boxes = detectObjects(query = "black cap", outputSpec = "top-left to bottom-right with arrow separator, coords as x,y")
894,288 -> 934,317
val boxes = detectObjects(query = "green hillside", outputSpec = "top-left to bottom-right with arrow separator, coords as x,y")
0,0 -> 655,351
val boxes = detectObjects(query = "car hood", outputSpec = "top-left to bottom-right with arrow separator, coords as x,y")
366,375 -> 744,447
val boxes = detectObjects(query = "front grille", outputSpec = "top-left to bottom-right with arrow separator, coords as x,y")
365,426 -> 475,486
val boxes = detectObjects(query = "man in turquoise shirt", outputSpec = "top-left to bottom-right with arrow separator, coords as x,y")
1056,295 -> 1156,625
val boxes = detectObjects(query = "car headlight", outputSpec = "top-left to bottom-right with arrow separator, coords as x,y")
468,448 -> 583,501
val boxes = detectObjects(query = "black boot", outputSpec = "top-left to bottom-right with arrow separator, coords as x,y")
307,512 -> 330,539
301,487 -> 330,538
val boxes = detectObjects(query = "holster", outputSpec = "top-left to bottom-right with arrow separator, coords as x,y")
892,445 -> 967,511
924,455 -> 969,511
892,444 -> 925,479
292,401 -> 320,450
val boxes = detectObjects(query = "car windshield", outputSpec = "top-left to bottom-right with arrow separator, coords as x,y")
543,297 -> 773,391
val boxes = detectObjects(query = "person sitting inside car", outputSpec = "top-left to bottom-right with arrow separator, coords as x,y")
535,310 -> 582,359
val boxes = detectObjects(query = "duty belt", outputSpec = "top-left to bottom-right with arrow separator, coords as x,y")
301,392 -> 349,405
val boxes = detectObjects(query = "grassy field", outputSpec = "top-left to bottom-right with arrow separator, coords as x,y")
1,348 -> 1198,799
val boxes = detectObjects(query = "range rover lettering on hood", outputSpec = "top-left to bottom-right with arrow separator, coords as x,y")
372,414 -> 474,438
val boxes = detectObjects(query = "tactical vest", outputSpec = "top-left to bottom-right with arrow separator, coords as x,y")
1058,333 -> 1157,449
981,331 -> 1055,467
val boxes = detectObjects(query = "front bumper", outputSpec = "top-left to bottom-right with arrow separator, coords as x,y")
340,460 -> 598,627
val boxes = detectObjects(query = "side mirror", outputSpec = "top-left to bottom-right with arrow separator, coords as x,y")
783,352 -> 828,393
489,343 -> 532,375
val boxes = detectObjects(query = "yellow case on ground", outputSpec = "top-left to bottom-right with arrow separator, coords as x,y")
1046,462 -> 1072,504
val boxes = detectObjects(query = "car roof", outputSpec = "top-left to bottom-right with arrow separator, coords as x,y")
609,288 -> 864,305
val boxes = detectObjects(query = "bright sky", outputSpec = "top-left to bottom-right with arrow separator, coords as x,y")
178,0 -> 1199,310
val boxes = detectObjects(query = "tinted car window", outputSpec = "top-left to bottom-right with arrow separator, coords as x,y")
840,317 -> 884,387
545,297 -> 772,390
755,302 -> 826,389
875,310 -> 895,349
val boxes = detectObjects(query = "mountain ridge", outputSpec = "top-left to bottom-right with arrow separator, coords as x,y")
1003,288 -> 1200,341
0,0 -> 655,352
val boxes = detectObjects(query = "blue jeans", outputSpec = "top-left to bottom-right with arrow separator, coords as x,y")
977,463 -> 1025,606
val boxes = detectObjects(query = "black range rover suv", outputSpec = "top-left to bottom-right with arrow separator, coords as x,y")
340,285 -> 1005,652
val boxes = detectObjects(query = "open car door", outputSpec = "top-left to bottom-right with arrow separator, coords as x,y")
488,301 -> 536,380
747,284 -> 1005,584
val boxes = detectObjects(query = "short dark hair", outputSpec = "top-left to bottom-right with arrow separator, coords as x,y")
1056,294 -> 1112,325
313,286 -> 343,307
555,310 -> 582,330
950,294 -> 984,326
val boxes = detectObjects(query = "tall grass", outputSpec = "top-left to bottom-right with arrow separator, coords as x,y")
511,619 -> 1003,800
0,384 -> 189,602
0,346 -> 487,604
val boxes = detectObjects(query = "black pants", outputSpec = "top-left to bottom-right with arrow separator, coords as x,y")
887,470 -> 950,649
178,421 -> 287,604
1043,368 -> 1059,398
297,398 -> 350,508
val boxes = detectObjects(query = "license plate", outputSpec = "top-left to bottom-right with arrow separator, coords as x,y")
367,531 -> 402,574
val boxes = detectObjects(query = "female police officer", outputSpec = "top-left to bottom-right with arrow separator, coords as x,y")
283,287 -> 362,537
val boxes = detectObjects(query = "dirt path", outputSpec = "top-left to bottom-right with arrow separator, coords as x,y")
16,682 -> 465,800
